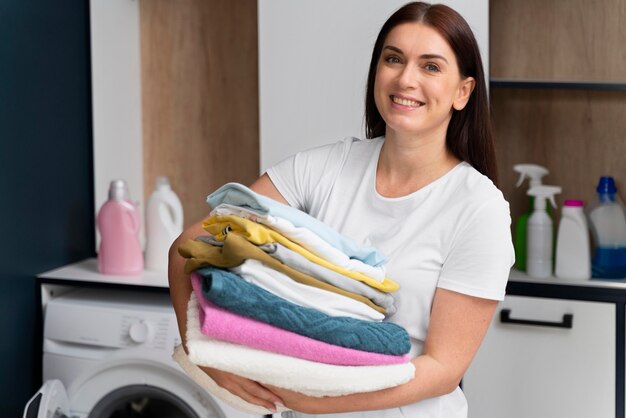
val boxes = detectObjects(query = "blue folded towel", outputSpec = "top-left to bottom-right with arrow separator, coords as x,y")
197,266 -> 410,355
206,182 -> 387,267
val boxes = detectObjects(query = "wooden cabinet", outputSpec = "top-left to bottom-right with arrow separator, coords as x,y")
463,295 -> 616,418
490,0 -> 626,227
483,2 -> 626,411
490,0 -> 626,83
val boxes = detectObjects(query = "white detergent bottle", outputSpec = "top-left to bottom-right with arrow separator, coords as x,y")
555,199 -> 591,280
527,185 -> 562,278
145,176 -> 184,271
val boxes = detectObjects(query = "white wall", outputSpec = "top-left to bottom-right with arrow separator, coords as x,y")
258,0 -> 489,172
90,0 -> 143,247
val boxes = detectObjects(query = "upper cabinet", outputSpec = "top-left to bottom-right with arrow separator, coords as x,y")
490,0 -> 626,83
490,0 -> 626,228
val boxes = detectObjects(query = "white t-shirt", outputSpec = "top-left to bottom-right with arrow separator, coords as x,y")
267,137 -> 515,418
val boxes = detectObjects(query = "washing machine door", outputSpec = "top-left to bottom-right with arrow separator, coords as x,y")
23,380 -> 69,418
67,356 -> 226,418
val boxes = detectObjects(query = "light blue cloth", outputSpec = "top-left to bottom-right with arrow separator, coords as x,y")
197,266 -> 410,355
206,182 -> 387,267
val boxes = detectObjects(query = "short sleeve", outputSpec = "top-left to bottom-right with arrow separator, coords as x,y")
266,138 -> 354,213
437,196 -> 515,300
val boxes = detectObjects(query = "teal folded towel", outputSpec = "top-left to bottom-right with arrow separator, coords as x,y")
197,266 -> 410,355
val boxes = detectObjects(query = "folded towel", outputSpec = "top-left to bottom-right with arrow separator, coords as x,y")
196,234 -> 397,316
172,345 -> 291,415
203,215 -> 399,292
211,203 -> 387,280
206,182 -> 387,266
192,274 -> 409,365
264,241 -> 397,316
186,293 -> 416,396
179,233 -> 386,317
195,267 -> 411,355
232,260 -> 384,321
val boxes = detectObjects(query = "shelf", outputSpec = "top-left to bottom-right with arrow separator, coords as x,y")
507,269 -> 626,304
509,268 -> 626,290
38,258 -> 169,289
490,79 -> 626,91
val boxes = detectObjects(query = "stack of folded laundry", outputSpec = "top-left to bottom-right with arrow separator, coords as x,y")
173,183 -> 415,414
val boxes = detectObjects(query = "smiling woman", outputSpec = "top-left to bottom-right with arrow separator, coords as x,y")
365,2 -> 495,185
374,22 -> 476,163
168,3 -> 513,418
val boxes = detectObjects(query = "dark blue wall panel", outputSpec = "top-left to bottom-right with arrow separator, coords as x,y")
0,2 -> 94,414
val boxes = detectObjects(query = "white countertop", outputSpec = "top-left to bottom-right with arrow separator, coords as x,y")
37,259 -> 626,292
509,268 -> 626,290
38,258 -> 169,289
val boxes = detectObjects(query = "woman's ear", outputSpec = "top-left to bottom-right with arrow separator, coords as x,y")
453,77 -> 476,111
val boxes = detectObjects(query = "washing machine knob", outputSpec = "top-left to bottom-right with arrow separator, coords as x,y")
129,320 -> 153,343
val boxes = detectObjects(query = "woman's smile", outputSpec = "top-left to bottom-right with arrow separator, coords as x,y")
390,94 -> 425,109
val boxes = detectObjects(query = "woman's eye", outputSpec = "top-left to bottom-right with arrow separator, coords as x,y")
384,55 -> 401,64
425,63 -> 440,72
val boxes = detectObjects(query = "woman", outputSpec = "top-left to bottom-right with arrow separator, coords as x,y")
168,2 -> 514,417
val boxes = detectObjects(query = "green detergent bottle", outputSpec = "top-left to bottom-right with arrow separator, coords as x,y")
513,164 -> 549,271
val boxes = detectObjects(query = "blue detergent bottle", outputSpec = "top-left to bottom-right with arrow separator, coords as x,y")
587,176 -> 626,279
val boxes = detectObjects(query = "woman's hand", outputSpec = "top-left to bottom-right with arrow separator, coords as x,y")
200,366 -> 285,412
264,385 -> 325,414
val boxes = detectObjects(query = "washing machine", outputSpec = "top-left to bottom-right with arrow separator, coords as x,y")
23,286 -> 260,418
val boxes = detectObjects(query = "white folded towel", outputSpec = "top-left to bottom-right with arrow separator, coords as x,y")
185,293 -> 415,397
172,344 -> 290,415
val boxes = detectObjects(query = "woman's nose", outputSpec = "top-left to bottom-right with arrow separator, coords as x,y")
397,64 -> 418,89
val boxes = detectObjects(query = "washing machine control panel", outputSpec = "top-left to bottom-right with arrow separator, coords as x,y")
121,315 -> 173,349
44,288 -> 181,356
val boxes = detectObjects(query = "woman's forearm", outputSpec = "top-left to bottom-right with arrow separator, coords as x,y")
268,352 -> 457,414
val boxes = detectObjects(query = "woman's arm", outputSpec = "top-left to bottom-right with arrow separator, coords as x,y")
266,288 -> 498,414
167,173 -> 287,411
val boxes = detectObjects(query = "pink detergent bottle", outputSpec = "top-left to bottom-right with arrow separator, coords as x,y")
97,180 -> 144,275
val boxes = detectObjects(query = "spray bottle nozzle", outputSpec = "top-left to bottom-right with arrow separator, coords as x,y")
514,164 -> 549,188
528,185 -> 562,210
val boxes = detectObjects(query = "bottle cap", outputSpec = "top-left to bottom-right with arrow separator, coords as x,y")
597,176 -> 617,194
108,179 -> 130,201
564,199 -> 584,207
156,176 -> 171,190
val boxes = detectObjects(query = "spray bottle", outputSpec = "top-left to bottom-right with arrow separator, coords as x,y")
526,185 -> 561,278
513,164 -> 549,271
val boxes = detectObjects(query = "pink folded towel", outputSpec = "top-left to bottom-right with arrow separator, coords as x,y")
191,274 -> 410,366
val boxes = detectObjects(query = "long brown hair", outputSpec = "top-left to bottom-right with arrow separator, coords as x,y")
365,2 -> 498,185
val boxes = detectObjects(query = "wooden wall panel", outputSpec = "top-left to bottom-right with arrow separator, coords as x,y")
140,0 -> 259,227
493,89 -> 626,224
491,0 -> 626,82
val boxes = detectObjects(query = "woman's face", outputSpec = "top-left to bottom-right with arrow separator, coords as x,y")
374,22 -> 474,139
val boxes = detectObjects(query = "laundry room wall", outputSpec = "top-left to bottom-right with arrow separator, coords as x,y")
0,1 -> 95,415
